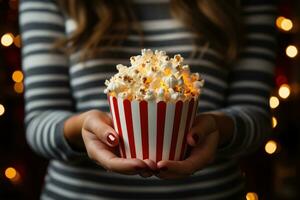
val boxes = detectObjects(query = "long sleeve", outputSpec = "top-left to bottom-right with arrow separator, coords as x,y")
216,0 -> 277,157
20,0 -> 84,161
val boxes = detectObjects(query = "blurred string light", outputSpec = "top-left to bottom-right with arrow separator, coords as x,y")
14,82 -> 24,94
246,192 -> 259,200
12,70 -> 23,83
269,96 -> 279,109
278,84 -> 291,99
272,117 -> 277,128
276,16 -> 293,31
5,167 -> 17,179
1,33 -> 14,47
0,104 -> 5,116
4,167 -> 22,184
286,45 -> 298,58
265,140 -> 278,155
13,34 -> 21,48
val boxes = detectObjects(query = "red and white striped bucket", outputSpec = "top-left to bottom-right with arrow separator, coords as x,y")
108,95 -> 198,163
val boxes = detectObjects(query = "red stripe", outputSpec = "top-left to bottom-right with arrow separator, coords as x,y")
139,101 -> 149,159
156,101 -> 166,162
180,99 -> 195,160
123,100 -> 136,158
169,101 -> 183,160
112,97 -> 126,158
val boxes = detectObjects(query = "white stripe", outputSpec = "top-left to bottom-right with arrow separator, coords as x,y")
25,111 -> 40,124
20,12 -> 64,26
185,59 -> 224,71
147,101 -> 157,162
247,33 -> 276,42
118,98 -> 131,158
174,101 -> 189,160
244,15 -> 275,25
162,102 -> 175,160
236,58 -> 274,74
25,74 -> 68,85
202,74 -> 227,88
70,59 -> 122,74
23,54 -> 68,70
243,47 -> 275,57
228,95 -> 267,104
131,100 -> 143,159
25,100 -> 71,111
77,100 -> 108,110
48,166 -> 241,192
74,87 -> 106,98
22,30 -> 64,40
71,73 -> 114,86
137,19 -> 184,31
20,2 -> 57,11
243,5 -> 276,12
22,43 -> 53,55
128,32 -> 196,41
201,88 -> 224,101
231,81 -> 271,91
197,101 -> 218,110
25,87 -> 70,98
109,96 -> 123,158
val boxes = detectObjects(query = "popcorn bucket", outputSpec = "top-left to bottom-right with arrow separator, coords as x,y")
108,95 -> 198,163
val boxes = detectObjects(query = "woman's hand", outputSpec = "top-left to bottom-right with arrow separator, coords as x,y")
64,110 -> 156,176
155,114 -> 221,179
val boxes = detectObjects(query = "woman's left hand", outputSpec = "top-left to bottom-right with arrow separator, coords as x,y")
155,114 -> 220,179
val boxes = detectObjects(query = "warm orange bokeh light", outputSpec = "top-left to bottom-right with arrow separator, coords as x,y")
265,140 -> 278,155
5,167 -> 17,179
1,33 -> 14,47
272,117 -> 277,128
269,96 -> 279,109
246,192 -> 259,200
278,84 -> 291,99
14,82 -> 24,94
12,70 -> 24,83
286,45 -> 298,58
0,104 -> 5,116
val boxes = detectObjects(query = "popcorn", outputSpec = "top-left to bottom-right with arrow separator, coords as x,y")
104,49 -> 204,102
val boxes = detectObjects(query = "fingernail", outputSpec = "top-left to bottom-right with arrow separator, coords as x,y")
160,167 -> 168,171
107,133 -> 116,145
193,134 -> 199,144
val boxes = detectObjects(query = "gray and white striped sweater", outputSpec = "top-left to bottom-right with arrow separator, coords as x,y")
20,0 -> 276,199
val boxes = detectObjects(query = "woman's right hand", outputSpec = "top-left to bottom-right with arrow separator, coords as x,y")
64,110 -> 156,176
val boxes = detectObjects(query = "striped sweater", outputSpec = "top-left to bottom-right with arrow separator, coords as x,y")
20,0 -> 276,199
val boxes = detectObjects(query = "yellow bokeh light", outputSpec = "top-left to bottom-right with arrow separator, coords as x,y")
5,167 -> 17,179
0,104 -> 5,116
1,33 -> 14,47
12,70 -> 24,83
14,82 -> 24,94
276,16 -> 285,29
281,18 -> 293,31
272,117 -> 277,128
265,140 -> 277,155
286,45 -> 298,58
269,96 -> 279,109
246,192 -> 259,200
13,35 -> 21,48
278,84 -> 290,99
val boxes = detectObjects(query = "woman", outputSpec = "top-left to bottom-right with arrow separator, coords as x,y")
20,0 -> 276,199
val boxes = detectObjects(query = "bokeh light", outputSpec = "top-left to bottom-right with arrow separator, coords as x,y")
278,84 -> 291,99
276,16 -> 293,31
286,45 -> 298,58
1,33 -> 14,47
0,104 -> 5,116
246,192 -> 259,200
269,96 -> 280,109
272,117 -> 277,128
265,140 -> 278,155
12,70 -> 24,83
276,16 -> 285,28
14,82 -> 24,94
5,167 -> 17,179
13,34 -> 21,48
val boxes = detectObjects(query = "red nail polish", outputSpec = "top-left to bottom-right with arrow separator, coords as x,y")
107,133 -> 116,145
193,134 -> 199,144
160,167 -> 168,171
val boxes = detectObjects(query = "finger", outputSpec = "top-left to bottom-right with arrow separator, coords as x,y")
84,115 -> 119,147
139,170 -> 154,178
143,159 -> 157,171
82,129 -> 148,175
157,130 -> 219,177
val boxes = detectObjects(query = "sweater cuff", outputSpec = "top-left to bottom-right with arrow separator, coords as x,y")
215,109 -> 246,157
54,113 -> 87,162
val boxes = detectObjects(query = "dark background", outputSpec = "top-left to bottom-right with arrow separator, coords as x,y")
0,0 -> 299,199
